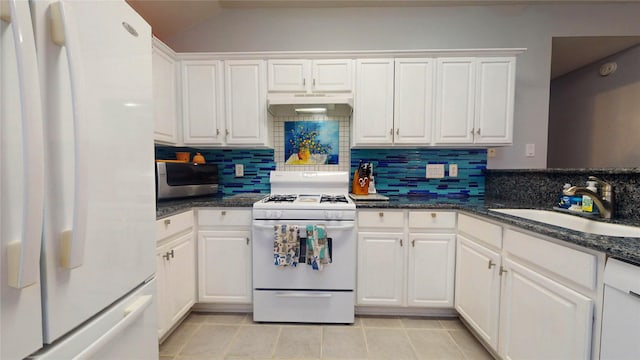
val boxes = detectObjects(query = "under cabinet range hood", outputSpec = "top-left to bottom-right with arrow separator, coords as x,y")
267,93 -> 353,117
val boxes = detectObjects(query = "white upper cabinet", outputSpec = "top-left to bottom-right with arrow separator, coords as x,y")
352,59 -> 395,145
267,59 -> 353,93
434,58 -> 476,144
181,60 -> 225,145
393,58 -> 435,145
474,57 -> 515,144
434,57 -> 515,145
152,39 -> 179,145
225,60 -> 270,146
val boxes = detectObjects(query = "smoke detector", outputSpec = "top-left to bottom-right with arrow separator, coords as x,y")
599,62 -> 617,77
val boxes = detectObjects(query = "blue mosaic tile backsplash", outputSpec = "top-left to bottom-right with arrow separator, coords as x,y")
156,146 -> 486,197
351,149 -> 486,197
155,146 -> 275,196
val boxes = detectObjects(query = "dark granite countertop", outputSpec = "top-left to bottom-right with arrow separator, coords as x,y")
156,193 -> 267,219
157,193 -> 640,265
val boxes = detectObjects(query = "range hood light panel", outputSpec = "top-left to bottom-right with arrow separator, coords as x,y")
294,107 -> 327,114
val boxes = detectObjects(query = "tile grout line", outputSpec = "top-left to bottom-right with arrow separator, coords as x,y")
220,321 -> 243,358
174,321 -> 203,358
401,321 -> 421,360
443,327 -> 471,360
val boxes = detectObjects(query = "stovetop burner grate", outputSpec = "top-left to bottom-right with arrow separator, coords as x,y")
320,194 -> 348,203
264,194 -> 297,203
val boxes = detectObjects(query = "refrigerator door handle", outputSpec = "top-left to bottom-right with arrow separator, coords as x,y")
72,295 -> 153,360
5,0 -> 45,289
51,1 -> 88,269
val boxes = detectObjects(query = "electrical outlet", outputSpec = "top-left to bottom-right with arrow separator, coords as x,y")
426,164 -> 445,179
487,148 -> 497,158
235,163 -> 244,177
449,164 -> 458,177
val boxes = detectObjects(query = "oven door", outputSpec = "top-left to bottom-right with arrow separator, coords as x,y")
252,220 -> 356,290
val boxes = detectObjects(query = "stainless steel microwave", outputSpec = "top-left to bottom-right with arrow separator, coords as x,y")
156,162 -> 219,200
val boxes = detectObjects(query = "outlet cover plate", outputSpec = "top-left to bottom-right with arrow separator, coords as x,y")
449,164 -> 458,177
426,164 -> 445,179
235,163 -> 244,177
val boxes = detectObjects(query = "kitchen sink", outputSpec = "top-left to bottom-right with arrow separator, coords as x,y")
489,208 -> 640,237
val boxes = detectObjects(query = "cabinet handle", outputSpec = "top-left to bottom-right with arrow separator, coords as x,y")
162,252 -> 170,261
164,219 -> 171,225
303,78 -> 306,86
379,212 -> 384,217
488,260 -> 496,269
396,128 -> 399,135
400,239 -> 403,247
216,128 -> 220,136
246,237 -> 250,245
221,210 -> 227,216
389,128 -> 393,135
499,266 -> 508,276
169,249 -> 174,259
476,128 -> 481,135
431,213 -> 436,218
470,129 -> 474,135
411,239 -> 415,247
225,129 -> 229,136
313,78 -> 316,86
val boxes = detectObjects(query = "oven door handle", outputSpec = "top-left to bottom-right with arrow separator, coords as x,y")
275,292 -> 332,298
253,223 -> 355,231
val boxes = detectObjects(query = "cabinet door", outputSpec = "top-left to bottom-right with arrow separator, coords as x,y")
394,58 -> 435,145
311,59 -> 353,92
152,45 -> 178,144
455,234 -> 501,350
167,232 -> 196,326
499,258 -> 593,360
267,59 -> 309,92
353,59 -> 395,145
434,58 -> 475,144
225,60 -> 268,145
181,60 -> 225,145
357,232 -> 405,306
407,233 -> 455,307
474,57 -> 515,144
198,230 -> 252,303
155,246 -> 169,338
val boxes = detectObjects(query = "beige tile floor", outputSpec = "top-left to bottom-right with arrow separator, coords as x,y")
159,313 -> 493,360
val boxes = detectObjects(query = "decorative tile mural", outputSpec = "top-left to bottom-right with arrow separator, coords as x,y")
155,146 -> 275,196
273,115 -> 350,171
284,120 -> 339,165
351,149 -> 486,197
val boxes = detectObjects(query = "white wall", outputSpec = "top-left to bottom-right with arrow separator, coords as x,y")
165,3 -> 640,169
548,44 -> 640,168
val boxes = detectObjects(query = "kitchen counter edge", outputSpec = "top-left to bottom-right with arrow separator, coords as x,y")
156,195 -> 640,265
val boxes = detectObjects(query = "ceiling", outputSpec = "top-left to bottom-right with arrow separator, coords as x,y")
127,0 -> 640,78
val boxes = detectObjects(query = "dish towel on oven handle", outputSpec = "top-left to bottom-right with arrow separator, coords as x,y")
306,225 -> 331,271
274,225 -> 300,267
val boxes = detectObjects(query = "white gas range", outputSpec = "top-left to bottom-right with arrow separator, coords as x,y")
252,171 -> 356,324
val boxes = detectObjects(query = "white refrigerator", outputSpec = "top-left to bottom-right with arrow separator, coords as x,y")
1,0 -> 157,358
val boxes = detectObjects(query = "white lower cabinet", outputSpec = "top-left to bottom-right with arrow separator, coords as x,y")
499,258 -> 593,360
455,234 -> 501,348
357,232 -> 405,306
198,230 -> 252,303
197,209 -> 252,304
357,210 -> 456,308
156,211 -> 196,339
456,213 -> 598,359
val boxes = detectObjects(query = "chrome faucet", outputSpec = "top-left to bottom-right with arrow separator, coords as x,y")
562,176 -> 614,219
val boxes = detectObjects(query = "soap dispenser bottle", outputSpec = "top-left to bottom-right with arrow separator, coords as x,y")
581,181 -> 597,213
558,183 -> 572,209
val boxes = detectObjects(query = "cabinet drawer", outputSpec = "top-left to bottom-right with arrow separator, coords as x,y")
358,210 -> 404,229
503,228 -> 597,291
409,211 -> 456,230
198,209 -> 252,227
157,210 -> 194,242
458,214 -> 502,249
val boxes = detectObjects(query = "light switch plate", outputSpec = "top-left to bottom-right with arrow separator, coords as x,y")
449,164 -> 458,177
426,164 -> 445,179
235,163 -> 244,177
526,143 -> 535,157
